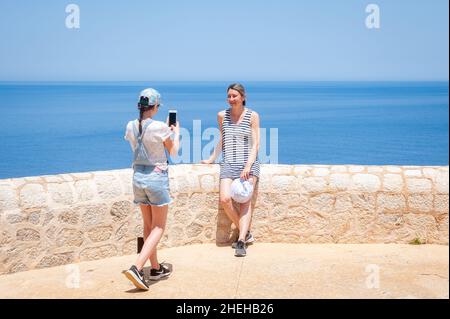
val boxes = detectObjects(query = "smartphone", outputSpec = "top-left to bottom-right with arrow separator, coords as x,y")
169,110 -> 177,127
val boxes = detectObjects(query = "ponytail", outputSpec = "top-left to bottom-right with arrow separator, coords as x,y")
138,107 -> 145,134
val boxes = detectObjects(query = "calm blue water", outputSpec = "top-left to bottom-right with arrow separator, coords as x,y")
0,81 -> 448,179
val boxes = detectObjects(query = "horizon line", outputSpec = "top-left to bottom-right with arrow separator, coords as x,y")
0,79 -> 449,83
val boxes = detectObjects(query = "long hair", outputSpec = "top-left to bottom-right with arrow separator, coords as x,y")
137,94 -> 159,134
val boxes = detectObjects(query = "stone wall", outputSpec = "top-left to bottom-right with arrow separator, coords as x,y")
0,164 -> 448,274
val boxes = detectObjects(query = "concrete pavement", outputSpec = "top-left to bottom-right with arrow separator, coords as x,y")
0,243 -> 448,299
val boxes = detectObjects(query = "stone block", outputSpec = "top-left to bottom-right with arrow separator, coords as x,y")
351,174 -> 381,193
56,229 -> 84,247
87,226 -> 113,242
329,174 -> 351,191
301,177 -> 327,193
408,194 -> 433,213
16,228 -> 40,241
383,174 -> 404,192
47,183 -> 74,205
377,193 -> 406,213
79,245 -> 117,261
19,184 -> 47,209
406,178 -> 432,193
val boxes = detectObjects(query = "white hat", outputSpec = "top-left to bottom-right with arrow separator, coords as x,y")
230,178 -> 254,203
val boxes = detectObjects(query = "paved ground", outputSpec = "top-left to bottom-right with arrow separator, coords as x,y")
0,243 -> 448,299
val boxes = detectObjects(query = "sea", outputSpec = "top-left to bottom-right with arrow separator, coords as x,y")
0,81 -> 448,179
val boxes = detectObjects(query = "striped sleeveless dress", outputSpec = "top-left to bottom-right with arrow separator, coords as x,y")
220,108 -> 260,180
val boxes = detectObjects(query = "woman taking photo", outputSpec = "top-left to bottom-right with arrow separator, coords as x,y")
202,83 -> 260,257
123,88 -> 180,290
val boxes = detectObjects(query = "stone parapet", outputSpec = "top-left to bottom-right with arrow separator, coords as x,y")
0,164 -> 448,274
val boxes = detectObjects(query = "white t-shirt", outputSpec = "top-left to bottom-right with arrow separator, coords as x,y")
124,118 -> 172,170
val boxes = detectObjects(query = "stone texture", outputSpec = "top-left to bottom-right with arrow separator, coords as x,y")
16,228 -> 40,241
310,194 -> 334,214
435,171 -> 449,194
334,194 -> 353,213
171,175 -> 200,193
406,178 -> 432,193
0,165 -> 448,275
79,245 -> 117,261
367,167 -> 383,173
351,174 -> 381,193
330,166 -> 347,173
73,180 -> 96,202
47,183 -> 74,205
423,168 -> 439,179
36,252 -> 76,269
312,168 -> 330,177
56,229 -> 84,247
19,184 -> 47,209
383,174 -> 404,192
121,239 -> 136,255
293,166 -> 313,175
408,194 -> 433,213
348,166 -> 365,173
404,214 -> 439,243
58,209 -> 79,225
0,184 -> 18,211
6,211 -> 26,224
94,174 -> 121,200
329,174 -> 351,191
116,170 -> 133,196
377,194 -> 406,213
87,226 -> 113,242
199,175 -> 217,192
352,194 -> 376,212
0,230 -> 13,246
110,201 -> 133,222
115,223 -> 128,240
272,176 -> 297,192
386,166 -> 402,173
434,195 -> 449,213
405,170 -> 422,177
185,222 -> 204,238
80,204 -> 108,227
28,211 -> 41,225
301,177 -> 327,193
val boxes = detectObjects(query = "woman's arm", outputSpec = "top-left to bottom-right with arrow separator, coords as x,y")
163,122 -> 180,157
241,111 -> 260,180
201,111 -> 224,164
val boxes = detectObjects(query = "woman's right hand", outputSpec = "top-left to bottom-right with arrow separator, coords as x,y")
170,121 -> 180,135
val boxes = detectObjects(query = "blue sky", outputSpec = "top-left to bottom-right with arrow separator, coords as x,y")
0,0 -> 448,81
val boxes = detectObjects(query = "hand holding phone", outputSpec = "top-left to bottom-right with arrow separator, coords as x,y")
169,110 -> 177,127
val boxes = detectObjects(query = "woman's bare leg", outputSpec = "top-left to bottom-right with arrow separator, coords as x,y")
237,176 -> 258,241
140,204 -> 158,268
135,205 -> 168,271
219,178 -> 241,228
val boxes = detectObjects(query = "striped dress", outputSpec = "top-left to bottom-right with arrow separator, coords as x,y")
220,108 -> 260,180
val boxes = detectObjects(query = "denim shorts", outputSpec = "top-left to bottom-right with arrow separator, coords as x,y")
132,165 -> 173,206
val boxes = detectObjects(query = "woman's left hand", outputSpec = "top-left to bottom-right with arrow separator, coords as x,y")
240,167 -> 251,180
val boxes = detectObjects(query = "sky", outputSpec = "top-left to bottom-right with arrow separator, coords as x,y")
0,0 -> 448,81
